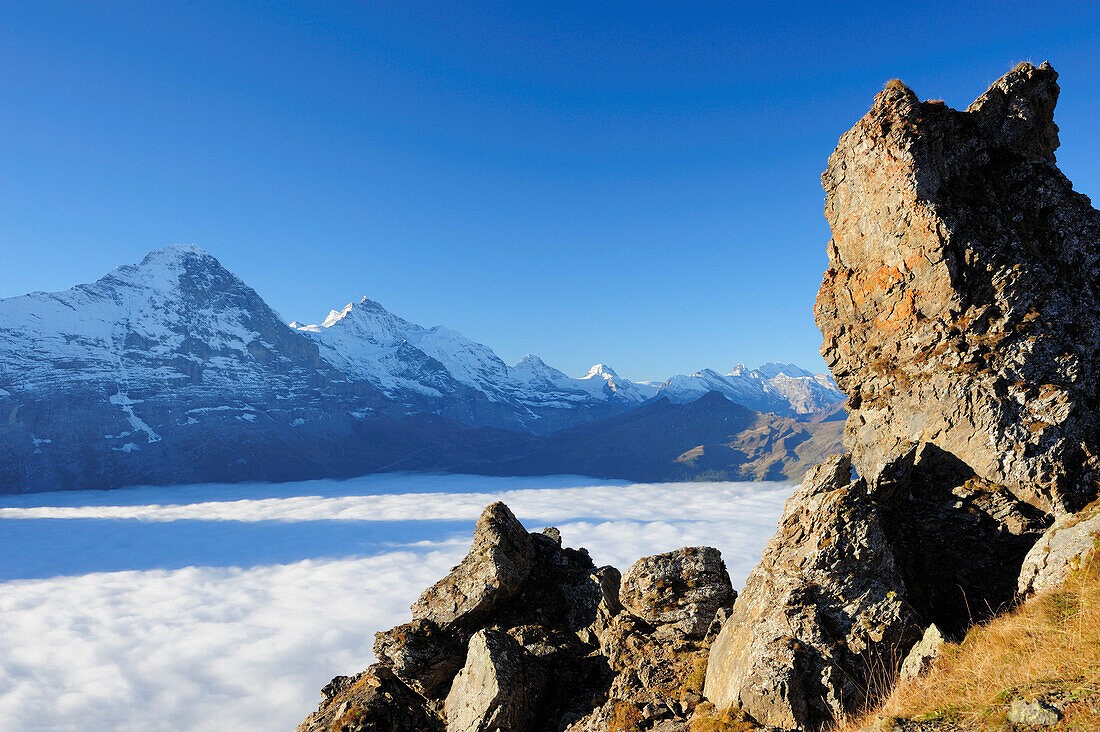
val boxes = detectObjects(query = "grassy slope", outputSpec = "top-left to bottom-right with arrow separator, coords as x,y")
843,552 -> 1100,731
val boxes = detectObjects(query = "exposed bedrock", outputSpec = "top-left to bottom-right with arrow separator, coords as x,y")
704,61 -> 1097,730
703,450 -> 1048,731
815,61 -> 1100,514
298,503 -> 736,732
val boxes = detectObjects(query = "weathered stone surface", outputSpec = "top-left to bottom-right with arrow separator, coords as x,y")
1018,505 -> 1100,596
815,61 -> 1100,514
444,629 -> 547,732
618,546 -> 735,639
373,618 -> 464,698
703,455 -> 921,730
1007,698 -> 1061,726
296,664 -> 443,732
411,502 -> 534,629
898,624 -> 944,683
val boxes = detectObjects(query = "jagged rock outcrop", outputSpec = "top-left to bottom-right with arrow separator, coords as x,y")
565,548 -> 735,730
299,504 -> 736,732
815,61 -> 1100,514
699,64 -> 1085,729
411,502 -> 536,629
704,455 -> 920,730
702,62 -> 1094,730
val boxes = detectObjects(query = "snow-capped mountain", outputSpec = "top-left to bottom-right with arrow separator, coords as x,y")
0,245 -> 395,492
652,362 -> 844,416
0,245 -> 845,493
292,298 -> 654,432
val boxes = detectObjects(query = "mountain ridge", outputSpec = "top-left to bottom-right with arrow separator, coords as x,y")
0,245 -> 844,492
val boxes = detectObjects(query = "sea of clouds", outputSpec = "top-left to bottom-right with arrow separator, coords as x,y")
0,473 -> 794,731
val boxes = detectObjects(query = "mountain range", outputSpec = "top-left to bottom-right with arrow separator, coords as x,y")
0,245 -> 844,493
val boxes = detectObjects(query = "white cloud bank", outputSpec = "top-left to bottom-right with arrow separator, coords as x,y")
0,475 -> 794,731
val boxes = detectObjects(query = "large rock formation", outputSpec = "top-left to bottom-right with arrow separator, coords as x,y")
815,61 -> 1100,514
704,62 -> 1094,731
299,503 -> 736,732
704,455 -> 920,729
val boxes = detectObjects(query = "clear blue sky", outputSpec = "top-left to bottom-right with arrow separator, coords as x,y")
1,3 -> 1098,381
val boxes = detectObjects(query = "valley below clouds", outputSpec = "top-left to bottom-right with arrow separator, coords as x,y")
0,474 -> 792,731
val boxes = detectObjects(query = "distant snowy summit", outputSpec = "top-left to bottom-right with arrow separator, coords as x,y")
652,362 -> 843,417
290,295 -> 843,426
0,245 -> 844,492
289,298 -> 670,430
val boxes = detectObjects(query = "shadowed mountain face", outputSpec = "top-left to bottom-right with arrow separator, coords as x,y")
0,245 -> 842,493
468,392 -> 843,482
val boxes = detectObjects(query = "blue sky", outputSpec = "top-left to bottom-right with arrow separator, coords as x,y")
1,2 -> 1097,380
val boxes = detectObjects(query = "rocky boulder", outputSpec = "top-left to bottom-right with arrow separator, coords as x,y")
619,546 -> 734,639
704,455 -> 921,730
815,61 -> 1100,514
1018,503 -> 1100,596
444,629 -> 547,732
898,624 -> 945,683
411,502 -> 534,629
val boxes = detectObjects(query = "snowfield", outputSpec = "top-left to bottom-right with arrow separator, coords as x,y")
0,473 -> 793,731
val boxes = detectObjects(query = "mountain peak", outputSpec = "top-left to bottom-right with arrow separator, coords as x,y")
308,297 -> 419,336
321,302 -> 357,328
584,363 -> 618,380
137,243 -> 216,267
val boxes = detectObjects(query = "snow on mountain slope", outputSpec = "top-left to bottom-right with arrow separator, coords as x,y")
0,245 -> 392,493
0,244 -> 323,398
292,297 -> 841,423
654,363 -> 844,416
292,298 -> 652,430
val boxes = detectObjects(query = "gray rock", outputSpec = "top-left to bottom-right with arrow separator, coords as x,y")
1007,698 -> 1061,726
444,629 -> 546,732
411,502 -> 534,629
816,60 -> 1100,514
703,455 -> 920,730
619,546 -> 734,638
898,624 -> 944,682
373,619 -> 464,698
1018,509 -> 1100,596
296,664 -> 442,732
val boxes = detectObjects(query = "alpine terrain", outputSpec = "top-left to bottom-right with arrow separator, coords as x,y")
0,245 -> 843,493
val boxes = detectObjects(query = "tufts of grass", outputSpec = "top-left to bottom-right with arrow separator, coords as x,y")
689,702 -> 760,732
838,554 -> 1100,730
607,701 -> 644,732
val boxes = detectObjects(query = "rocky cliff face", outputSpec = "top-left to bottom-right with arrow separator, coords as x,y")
815,61 -> 1100,514
700,61 -> 1100,731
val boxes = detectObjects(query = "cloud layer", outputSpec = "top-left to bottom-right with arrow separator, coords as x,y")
0,474 -> 793,731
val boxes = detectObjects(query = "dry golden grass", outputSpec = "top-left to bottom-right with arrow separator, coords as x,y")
689,702 -> 759,732
839,554 -> 1100,730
